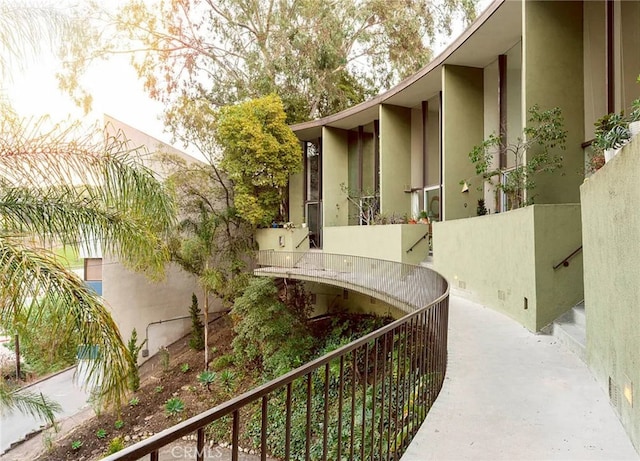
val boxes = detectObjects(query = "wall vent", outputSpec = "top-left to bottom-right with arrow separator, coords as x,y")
609,376 -> 621,411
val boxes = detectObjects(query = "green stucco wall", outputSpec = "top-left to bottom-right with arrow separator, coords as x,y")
581,136 -> 640,452
255,228 -> 310,252
322,127 -> 349,227
322,224 -> 431,265
289,171 -> 304,225
533,204 -> 584,328
583,0 -> 606,141
442,65 -> 484,220
524,1 -> 584,204
380,104 -> 411,217
304,281 -> 405,320
433,204 -> 582,331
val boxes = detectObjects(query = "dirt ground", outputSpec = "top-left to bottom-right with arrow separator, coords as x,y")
34,313 -> 263,460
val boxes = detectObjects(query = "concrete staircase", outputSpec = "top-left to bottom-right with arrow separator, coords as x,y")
546,301 -> 586,363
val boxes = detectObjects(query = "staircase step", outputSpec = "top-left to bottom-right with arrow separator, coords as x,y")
545,301 -> 587,363
552,319 -> 586,363
572,303 -> 586,328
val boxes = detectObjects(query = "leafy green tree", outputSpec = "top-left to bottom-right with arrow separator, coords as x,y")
0,106 -> 175,414
465,105 -> 567,210
59,0 -> 477,122
214,94 -> 303,227
163,153 -> 253,369
231,277 -> 314,378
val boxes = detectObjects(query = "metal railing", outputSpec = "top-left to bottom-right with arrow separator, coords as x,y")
405,231 -> 430,254
104,252 -> 449,461
553,246 -> 583,270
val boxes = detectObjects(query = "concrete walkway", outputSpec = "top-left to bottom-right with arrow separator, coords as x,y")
0,367 -> 90,455
402,295 -> 638,460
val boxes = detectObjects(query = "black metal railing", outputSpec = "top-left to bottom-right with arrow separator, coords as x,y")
553,246 -> 583,270
103,252 -> 449,461
405,231 -> 430,254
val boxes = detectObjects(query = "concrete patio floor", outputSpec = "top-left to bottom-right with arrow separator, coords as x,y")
402,294 -> 638,461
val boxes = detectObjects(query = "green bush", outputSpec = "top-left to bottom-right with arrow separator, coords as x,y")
96,428 -> 107,439
106,437 -> 125,455
210,354 -> 234,371
231,278 -> 314,378
126,329 -> 146,391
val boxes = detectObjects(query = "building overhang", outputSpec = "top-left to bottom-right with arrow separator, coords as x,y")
291,0 -> 522,141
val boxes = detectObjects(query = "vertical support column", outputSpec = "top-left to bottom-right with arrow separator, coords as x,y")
442,65 -> 484,220
422,100 -> 429,188
499,54 -> 508,169
606,0 -> 615,113
357,125 -> 364,194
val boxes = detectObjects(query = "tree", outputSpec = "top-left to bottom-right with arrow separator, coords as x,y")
59,0 -> 477,123
465,105 -> 567,210
187,293 -> 205,351
214,94 -> 303,227
0,106 -> 176,414
163,151 -> 253,370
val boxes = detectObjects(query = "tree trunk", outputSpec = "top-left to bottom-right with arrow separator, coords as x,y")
204,288 -> 209,369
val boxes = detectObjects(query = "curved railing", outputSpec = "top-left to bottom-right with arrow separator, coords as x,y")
104,252 -> 449,461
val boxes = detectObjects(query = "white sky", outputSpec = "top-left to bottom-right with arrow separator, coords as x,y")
6,38 -> 172,149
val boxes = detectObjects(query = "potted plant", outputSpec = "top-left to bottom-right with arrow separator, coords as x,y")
604,124 -> 630,162
593,112 -> 629,163
417,210 -> 429,224
628,98 -> 640,137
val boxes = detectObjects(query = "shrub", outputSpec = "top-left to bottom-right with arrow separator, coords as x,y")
96,428 -> 107,439
210,354 -> 234,371
106,437 -> 125,455
165,397 -> 185,416
231,278 -> 314,378
126,329 -> 146,391
114,420 -> 124,430
188,293 -> 205,351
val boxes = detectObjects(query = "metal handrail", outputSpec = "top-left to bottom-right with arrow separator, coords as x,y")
406,231 -> 430,253
553,246 -> 583,270
104,252 -> 449,461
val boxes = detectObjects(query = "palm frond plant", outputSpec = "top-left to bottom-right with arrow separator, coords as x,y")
0,106 -> 176,415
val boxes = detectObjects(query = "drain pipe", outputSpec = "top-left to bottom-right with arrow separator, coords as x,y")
141,310 -> 230,357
